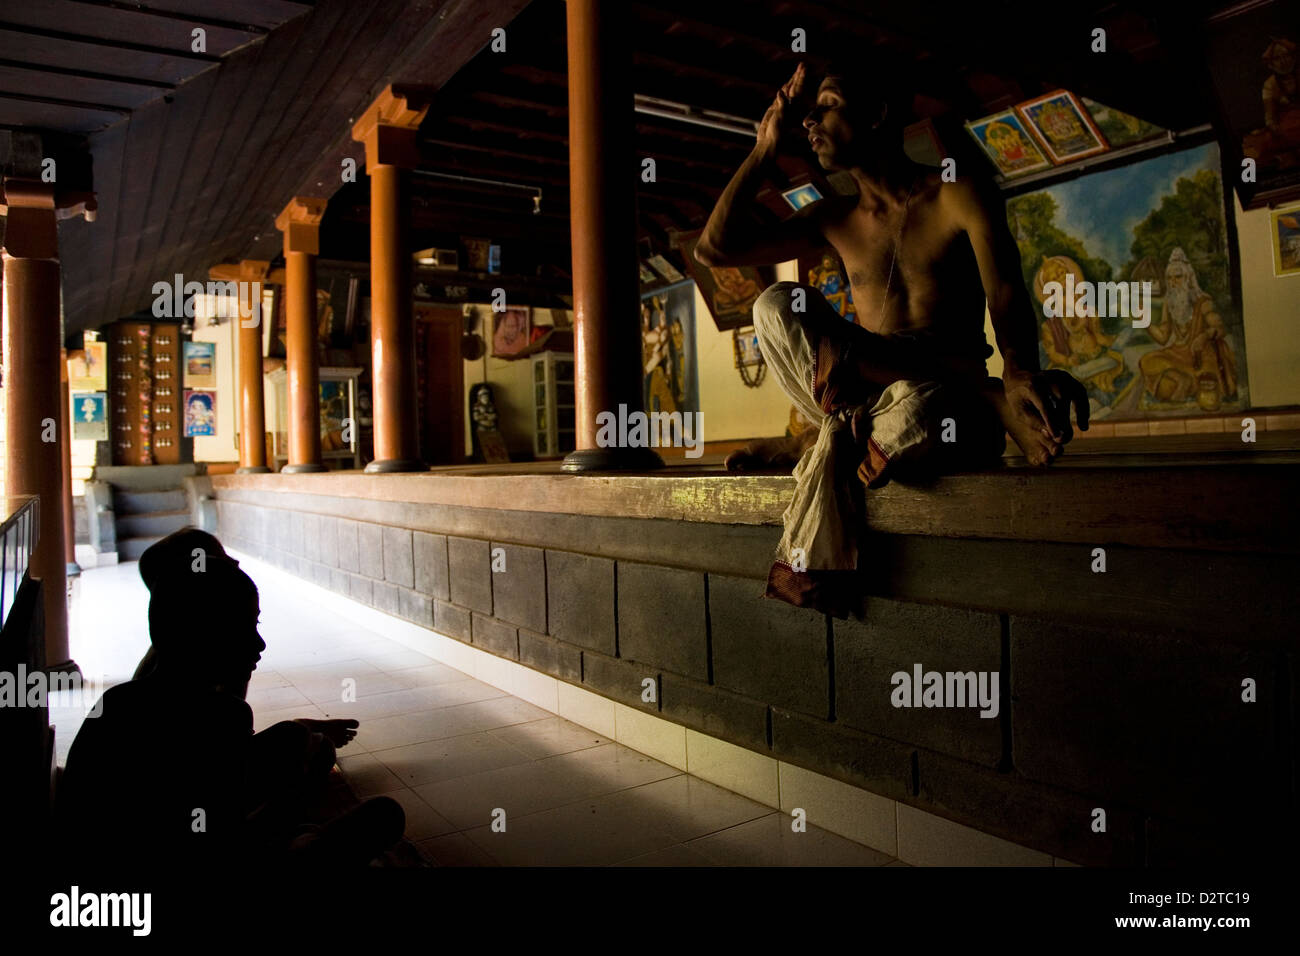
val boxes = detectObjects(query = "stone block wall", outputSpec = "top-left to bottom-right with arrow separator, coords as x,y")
215,494 -> 1296,866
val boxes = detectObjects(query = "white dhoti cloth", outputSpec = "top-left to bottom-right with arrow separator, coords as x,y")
752,282 -> 1003,615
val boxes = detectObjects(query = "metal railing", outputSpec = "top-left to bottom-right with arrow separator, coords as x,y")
0,496 -> 39,631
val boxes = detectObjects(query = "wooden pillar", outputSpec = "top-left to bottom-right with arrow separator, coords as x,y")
223,260 -> 271,473
60,350 -> 80,576
276,197 -> 328,473
562,0 -> 661,471
352,86 -> 431,473
1,177 -> 78,672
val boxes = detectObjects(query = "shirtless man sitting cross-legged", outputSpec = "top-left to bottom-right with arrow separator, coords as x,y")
696,60 -> 1090,479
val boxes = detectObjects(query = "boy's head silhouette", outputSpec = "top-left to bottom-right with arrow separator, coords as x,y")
139,529 -> 264,691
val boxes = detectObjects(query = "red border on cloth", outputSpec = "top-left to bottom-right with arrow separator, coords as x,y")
766,561 -> 860,618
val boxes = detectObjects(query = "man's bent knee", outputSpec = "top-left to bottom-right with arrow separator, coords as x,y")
754,282 -> 808,326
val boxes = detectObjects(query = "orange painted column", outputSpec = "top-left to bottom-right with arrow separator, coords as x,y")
352,86 -> 431,473
562,0 -> 661,471
230,260 -> 271,473
1,177 -> 78,671
276,198 -> 328,473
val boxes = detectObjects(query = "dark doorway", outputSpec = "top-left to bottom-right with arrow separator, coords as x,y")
414,306 -> 467,465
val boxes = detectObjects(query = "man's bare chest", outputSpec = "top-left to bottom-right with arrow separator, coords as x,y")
821,201 -> 964,289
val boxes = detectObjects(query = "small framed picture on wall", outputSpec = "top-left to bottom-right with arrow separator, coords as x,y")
492,306 -> 531,358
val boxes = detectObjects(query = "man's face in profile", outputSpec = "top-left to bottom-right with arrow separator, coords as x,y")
804,76 -> 859,170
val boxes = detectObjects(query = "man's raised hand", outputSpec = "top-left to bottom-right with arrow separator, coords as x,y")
756,62 -> 808,159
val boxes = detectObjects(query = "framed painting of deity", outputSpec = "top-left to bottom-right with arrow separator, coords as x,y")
674,230 -> 772,331
965,110 -> 1053,178
1015,90 -> 1109,165
1271,202 -> 1300,276
182,390 -> 217,437
491,306 -> 531,358
1004,141 -> 1248,422
1205,0 -> 1300,208
798,247 -> 857,324
639,280 -> 699,417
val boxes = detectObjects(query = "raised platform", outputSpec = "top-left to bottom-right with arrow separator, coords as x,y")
209,445 -> 1300,866
212,442 -> 1300,555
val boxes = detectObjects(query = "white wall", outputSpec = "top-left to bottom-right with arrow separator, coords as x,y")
462,348 -> 539,459
1234,194 -> 1300,409
692,260 -> 797,442
192,295 -> 240,463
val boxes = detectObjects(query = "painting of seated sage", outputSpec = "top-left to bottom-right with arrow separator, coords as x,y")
1005,141 -> 1249,420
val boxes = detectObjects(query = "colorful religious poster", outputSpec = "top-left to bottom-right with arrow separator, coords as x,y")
68,341 -> 107,391
71,392 -> 107,441
640,279 -> 699,417
1205,0 -> 1300,208
320,380 -> 352,452
799,247 -> 857,323
183,389 -> 217,436
1005,141 -> 1248,422
1272,202 -> 1300,276
182,341 -> 216,388
965,110 -> 1052,177
1016,90 -> 1109,164
675,231 -> 771,331
491,306 -> 531,357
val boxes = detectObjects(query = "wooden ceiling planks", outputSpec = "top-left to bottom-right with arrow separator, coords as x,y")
115,65 -> 221,327
2,0 -> 264,57
38,0 -> 534,338
219,0 -> 401,261
185,2 -> 344,267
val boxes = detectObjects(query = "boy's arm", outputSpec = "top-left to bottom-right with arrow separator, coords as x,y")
695,150 -> 821,267
947,177 -> 1090,438
695,63 -> 821,268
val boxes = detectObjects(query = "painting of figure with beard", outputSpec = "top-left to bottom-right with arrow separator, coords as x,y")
1006,141 -> 1249,420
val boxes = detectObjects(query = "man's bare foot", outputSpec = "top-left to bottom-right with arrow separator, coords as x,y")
725,429 -> 818,472
984,382 -> 1062,466
296,717 -> 359,748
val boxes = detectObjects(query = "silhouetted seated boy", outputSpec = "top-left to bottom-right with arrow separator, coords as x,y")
130,529 -> 358,748
59,531 -> 404,869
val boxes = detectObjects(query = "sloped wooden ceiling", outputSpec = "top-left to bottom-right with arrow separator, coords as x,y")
0,0 -> 531,342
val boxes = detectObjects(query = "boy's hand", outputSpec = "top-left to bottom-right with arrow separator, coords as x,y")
295,717 -> 359,748
756,62 -> 808,159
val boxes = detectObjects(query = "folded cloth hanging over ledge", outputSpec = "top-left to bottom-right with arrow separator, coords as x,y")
752,282 -> 1004,617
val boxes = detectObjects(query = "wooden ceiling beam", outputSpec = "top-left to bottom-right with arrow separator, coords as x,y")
420,135 -> 568,168
439,113 -> 569,145
468,89 -> 567,118
0,21 -> 222,63
58,0 -> 278,36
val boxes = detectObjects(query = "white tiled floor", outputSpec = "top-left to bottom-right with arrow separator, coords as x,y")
52,561 -> 898,867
